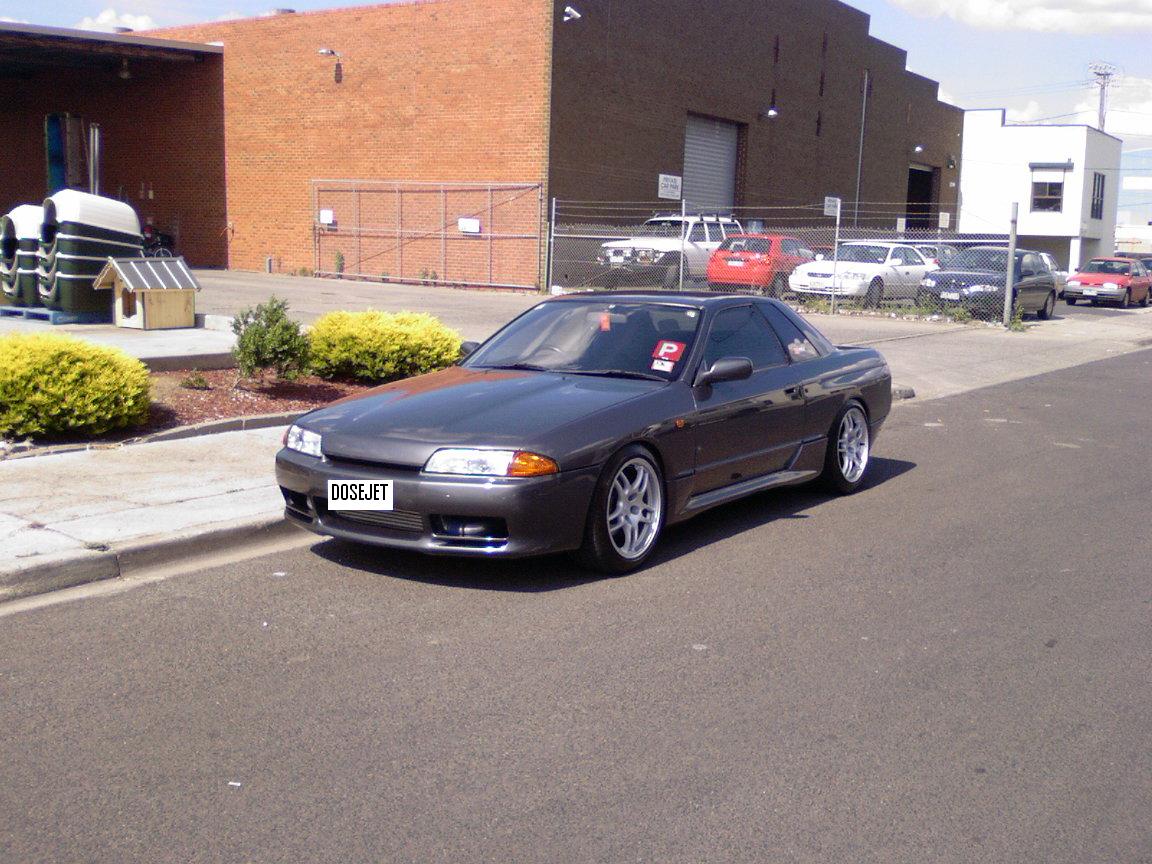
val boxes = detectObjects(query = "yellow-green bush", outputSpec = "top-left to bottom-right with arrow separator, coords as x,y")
0,334 -> 151,438
309,310 -> 462,382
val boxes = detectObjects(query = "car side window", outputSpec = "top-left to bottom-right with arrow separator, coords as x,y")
760,304 -> 821,362
688,223 -> 707,243
896,246 -> 922,265
1023,253 -> 1042,274
781,239 -> 798,255
702,306 -> 789,371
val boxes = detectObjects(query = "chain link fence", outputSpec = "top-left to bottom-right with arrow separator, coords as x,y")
548,200 -> 1023,320
312,180 -> 544,290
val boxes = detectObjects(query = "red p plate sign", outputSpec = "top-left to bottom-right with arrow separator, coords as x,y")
652,340 -> 686,363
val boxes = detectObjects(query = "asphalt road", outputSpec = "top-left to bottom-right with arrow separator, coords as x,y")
3,350 -> 1151,863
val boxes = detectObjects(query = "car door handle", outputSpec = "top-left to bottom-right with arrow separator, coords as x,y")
784,385 -> 804,400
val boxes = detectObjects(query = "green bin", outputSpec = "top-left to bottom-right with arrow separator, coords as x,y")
37,190 -> 142,314
0,204 -> 42,307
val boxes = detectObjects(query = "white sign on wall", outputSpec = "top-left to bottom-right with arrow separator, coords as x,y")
896,217 -> 907,233
458,217 -> 481,234
938,212 -> 951,229
318,209 -> 335,225
824,196 -> 842,218
658,174 -> 683,200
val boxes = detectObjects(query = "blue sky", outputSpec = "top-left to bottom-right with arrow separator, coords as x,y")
6,0 -> 1152,148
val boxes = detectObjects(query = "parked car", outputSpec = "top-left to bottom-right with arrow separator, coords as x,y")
1064,257 -> 1152,308
706,233 -> 814,296
788,241 -> 937,306
1039,252 -> 1068,299
917,246 -> 1058,318
276,293 -> 892,573
598,214 -> 743,288
907,242 -> 959,267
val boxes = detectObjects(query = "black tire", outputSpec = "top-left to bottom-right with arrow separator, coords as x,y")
1119,290 -> 1131,309
865,278 -> 884,308
768,274 -> 787,298
577,445 -> 665,574
1037,291 -> 1055,320
661,255 -> 682,290
1090,299 -> 1100,307
1065,296 -> 1076,306
821,401 -> 871,495
1142,290 -> 1150,308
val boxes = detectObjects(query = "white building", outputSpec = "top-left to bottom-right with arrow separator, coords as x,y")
958,109 -> 1121,269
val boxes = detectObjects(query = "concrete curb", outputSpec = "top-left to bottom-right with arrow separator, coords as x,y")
0,515 -> 301,604
142,352 -> 236,372
892,384 -> 917,401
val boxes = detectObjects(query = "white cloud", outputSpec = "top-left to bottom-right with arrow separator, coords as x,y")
76,8 -> 156,32
888,0 -> 1152,33
0,16 -> 29,23
215,10 -> 244,21
1005,99 -> 1043,122
999,77 -> 1152,148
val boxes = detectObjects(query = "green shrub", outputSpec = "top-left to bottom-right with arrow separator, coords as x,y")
334,251 -> 345,275
231,296 -> 310,381
309,310 -> 462,382
0,334 -> 151,438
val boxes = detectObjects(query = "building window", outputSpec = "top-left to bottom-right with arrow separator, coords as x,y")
1091,172 -> 1105,220
1031,181 -> 1064,213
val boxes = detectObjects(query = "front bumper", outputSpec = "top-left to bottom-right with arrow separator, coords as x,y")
788,276 -> 868,297
1064,285 -> 1126,301
275,448 -> 599,558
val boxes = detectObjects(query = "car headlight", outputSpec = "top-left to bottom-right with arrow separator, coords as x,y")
424,448 -> 559,477
284,424 -> 322,458
1103,281 -> 1119,289
962,284 -> 1001,294
1066,280 -> 1080,287
922,278 -> 936,288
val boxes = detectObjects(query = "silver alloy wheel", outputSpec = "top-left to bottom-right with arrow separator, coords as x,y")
837,405 -> 870,484
606,457 -> 663,560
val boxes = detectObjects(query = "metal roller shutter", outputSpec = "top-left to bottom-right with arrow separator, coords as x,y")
682,114 -> 738,211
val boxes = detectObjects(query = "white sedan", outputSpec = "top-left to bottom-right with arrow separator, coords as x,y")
788,242 -> 938,307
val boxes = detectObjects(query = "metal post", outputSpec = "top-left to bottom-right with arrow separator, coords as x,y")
396,186 -> 403,281
487,186 -> 494,286
546,196 -> 557,293
441,186 -> 447,283
87,124 -> 101,195
853,69 -> 870,228
678,197 -> 686,291
355,187 -> 362,278
831,204 -> 842,315
1003,202 -> 1019,328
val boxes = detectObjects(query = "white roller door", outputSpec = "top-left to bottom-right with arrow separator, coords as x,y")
682,114 -> 739,211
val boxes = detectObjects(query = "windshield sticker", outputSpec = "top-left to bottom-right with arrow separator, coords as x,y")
651,359 -> 675,373
600,313 -> 612,332
652,340 -> 686,363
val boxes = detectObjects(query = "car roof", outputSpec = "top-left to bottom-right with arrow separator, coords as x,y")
1087,256 -> 1133,262
724,233 -> 801,241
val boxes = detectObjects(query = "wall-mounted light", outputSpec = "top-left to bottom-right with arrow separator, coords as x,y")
318,48 -> 343,83
913,144 -> 925,154
946,155 -> 957,170
563,5 -> 581,21
759,105 -> 779,121
118,58 -> 131,80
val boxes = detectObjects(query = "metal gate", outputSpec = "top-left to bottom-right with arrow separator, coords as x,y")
311,180 -> 544,290
682,115 -> 739,211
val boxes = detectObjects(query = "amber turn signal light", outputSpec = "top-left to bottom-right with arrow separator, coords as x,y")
508,451 -> 559,477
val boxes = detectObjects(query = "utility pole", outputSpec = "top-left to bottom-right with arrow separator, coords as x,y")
1089,62 -> 1118,132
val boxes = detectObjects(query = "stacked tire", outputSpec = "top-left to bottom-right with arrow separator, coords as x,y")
36,190 -> 143,314
0,205 -> 43,307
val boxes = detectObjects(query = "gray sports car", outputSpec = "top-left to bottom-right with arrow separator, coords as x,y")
275,293 -> 892,573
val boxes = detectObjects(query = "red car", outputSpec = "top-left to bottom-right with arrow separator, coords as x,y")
1064,257 -> 1152,308
706,234 -> 813,296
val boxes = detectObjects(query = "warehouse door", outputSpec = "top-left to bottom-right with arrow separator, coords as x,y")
683,114 -> 739,211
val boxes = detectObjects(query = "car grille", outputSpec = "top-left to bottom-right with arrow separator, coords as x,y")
329,508 -> 424,533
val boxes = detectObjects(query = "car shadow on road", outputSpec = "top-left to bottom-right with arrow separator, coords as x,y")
309,456 -> 916,592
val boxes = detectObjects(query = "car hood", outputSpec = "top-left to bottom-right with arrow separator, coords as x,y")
600,238 -> 683,251
299,366 -> 658,467
1070,272 -> 1131,285
925,270 -> 1007,290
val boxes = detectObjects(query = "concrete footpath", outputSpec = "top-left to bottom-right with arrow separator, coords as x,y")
5,271 -> 1152,603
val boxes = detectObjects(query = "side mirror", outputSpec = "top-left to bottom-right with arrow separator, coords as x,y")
458,340 -> 480,360
694,356 -> 753,388
814,253 -> 825,261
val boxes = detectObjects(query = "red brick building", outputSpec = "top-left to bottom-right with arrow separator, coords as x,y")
0,0 -> 961,288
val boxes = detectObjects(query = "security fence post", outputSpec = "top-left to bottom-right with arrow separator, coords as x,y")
679,197 -> 686,291
547,197 -> 557,294
1003,202 -> 1019,328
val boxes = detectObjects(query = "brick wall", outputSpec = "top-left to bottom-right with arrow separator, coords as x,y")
151,0 -> 554,276
547,0 -> 962,220
0,53 -> 228,267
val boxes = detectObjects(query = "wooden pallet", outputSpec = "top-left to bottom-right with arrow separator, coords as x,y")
0,306 -> 113,325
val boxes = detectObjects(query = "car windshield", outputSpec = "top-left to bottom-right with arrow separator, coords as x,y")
465,301 -> 702,381
720,237 -> 771,253
946,248 -> 1021,272
834,244 -> 889,264
632,219 -> 687,239
1080,260 -> 1131,275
